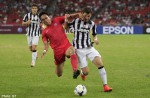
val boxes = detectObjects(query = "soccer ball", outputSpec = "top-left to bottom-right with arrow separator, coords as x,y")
74,84 -> 87,96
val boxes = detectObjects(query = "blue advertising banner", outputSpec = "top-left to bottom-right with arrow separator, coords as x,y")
97,25 -> 143,34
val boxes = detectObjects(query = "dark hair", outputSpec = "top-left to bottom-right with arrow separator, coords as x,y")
32,3 -> 38,7
39,12 -> 49,18
82,8 -> 92,14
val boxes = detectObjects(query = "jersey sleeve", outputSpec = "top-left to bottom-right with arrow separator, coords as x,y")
68,18 -> 75,26
23,14 -> 28,22
55,16 -> 65,24
42,30 -> 48,43
92,23 -> 97,36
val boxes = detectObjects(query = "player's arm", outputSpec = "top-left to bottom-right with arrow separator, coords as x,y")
43,40 -> 49,51
93,35 -> 99,45
65,13 -> 81,22
65,13 -> 80,20
41,31 -> 49,58
57,13 -> 80,24
41,40 -> 49,58
22,14 -> 31,26
64,13 -> 80,30
22,20 -> 31,26
92,24 -> 99,45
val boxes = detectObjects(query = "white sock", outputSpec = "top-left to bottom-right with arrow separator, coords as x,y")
98,67 -> 107,85
32,52 -> 37,62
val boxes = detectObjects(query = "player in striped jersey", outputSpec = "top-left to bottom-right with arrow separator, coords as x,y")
22,4 -> 41,67
67,8 -> 112,92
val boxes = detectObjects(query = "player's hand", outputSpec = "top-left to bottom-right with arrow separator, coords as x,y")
26,20 -> 31,25
94,39 -> 99,45
65,14 -> 70,22
41,50 -> 46,59
65,14 -> 70,19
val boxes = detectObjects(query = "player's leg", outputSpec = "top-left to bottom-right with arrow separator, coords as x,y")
93,56 -> 112,92
88,47 -> 112,92
31,36 -> 39,67
76,49 -> 88,80
55,62 -> 64,77
54,49 -> 66,77
80,66 -> 88,81
92,56 -> 107,84
65,46 -> 78,71
27,36 -> 32,52
65,46 -> 80,79
27,36 -> 35,66
31,45 -> 37,66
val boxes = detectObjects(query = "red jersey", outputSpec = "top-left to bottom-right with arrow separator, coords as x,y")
42,16 -> 70,49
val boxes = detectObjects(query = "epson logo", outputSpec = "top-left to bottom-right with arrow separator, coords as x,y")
103,26 -> 134,34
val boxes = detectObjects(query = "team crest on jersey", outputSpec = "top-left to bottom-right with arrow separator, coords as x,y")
54,23 -> 57,26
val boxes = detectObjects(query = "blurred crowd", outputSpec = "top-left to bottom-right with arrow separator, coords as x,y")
94,0 -> 150,26
0,0 -> 50,24
0,0 -> 149,26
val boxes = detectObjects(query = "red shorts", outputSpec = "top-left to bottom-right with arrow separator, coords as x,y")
53,42 -> 71,65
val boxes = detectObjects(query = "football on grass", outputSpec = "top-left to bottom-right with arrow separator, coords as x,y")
74,84 -> 87,96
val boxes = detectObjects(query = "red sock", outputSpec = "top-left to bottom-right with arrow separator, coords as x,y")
70,54 -> 78,71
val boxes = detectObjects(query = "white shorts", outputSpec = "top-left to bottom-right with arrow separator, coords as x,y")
76,47 -> 101,68
27,36 -> 39,46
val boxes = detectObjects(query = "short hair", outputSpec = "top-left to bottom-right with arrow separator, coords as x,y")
32,3 -> 38,8
82,8 -> 92,14
39,12 -> 49,18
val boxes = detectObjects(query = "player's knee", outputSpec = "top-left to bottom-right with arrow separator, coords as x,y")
32,46 -> 36,51
93,57 -> 103,66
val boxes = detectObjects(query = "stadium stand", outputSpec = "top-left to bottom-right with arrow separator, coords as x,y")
0,0 -> 149,26
0,0 -> 51,25
94,0 -> 150,25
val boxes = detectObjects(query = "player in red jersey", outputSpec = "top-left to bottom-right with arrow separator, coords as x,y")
39,12 -> 80,78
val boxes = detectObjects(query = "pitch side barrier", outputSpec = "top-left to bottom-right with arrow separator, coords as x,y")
96,25 -> 147,34
0,25 -> 149,34
0,24 -> 26,34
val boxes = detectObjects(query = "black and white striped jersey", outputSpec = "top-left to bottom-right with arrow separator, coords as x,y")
68,18 -> 97,49
23,13 -> 41,37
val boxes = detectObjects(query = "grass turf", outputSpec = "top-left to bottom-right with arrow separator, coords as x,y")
0,34 -> 150,98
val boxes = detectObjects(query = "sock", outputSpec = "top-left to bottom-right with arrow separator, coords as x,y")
98,66 -> 107,85
81,70 -> 84,75
32,51 -> 37,63
70,54 -> 78,71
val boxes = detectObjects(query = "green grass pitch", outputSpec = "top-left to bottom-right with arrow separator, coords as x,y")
0,34 -> 150,98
